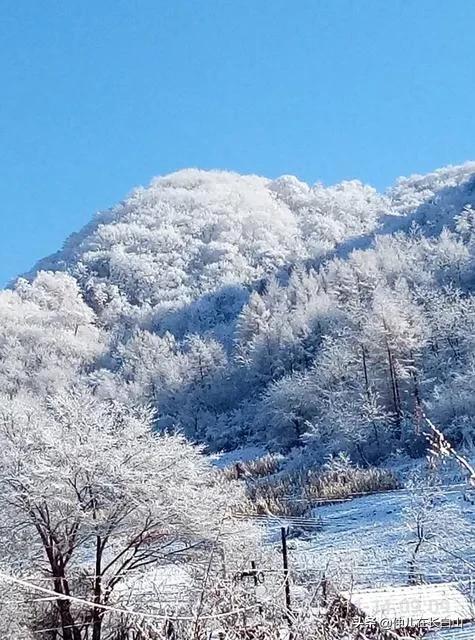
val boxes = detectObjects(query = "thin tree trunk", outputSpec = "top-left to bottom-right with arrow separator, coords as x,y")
92,536 -> 103,640
361,345 -> 380,451
383,327 -> 402,438
408,538 -> 424,585
361,345 -> 370,397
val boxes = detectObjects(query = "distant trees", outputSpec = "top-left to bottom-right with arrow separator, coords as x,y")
10,165 -> 475,458
0,271 -> 103,398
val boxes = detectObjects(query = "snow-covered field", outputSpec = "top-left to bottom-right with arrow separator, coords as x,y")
282,486 -> 475,593
214,447 -> 475,596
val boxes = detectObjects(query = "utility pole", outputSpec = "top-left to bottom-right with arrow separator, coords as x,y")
281,527 -> 292,632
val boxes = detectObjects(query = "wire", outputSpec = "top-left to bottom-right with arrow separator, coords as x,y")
0,570 -> 287,624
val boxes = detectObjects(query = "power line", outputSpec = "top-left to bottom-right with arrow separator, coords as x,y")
0,570 -> 287,624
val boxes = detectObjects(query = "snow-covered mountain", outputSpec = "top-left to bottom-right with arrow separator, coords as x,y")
7,163 -> 475,459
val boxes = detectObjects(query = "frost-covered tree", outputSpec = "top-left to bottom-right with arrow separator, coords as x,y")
0,271 -> 103,398
0,387 -> 258,640
402,465 -> 473,585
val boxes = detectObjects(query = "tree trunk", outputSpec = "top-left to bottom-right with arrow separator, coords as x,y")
384,331 -> 402,438
408,538 -> 423,585
92,536 -> 104,640
52,574 -> 82,640
361,345 -> 381,452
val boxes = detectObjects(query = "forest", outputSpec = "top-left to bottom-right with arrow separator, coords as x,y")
13,162 -> 475,459
3,163 -> 475,637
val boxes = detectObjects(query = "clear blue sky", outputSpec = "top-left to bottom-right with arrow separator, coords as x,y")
1,1 -> 474,286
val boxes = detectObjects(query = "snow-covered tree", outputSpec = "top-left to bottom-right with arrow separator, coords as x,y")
0,271 -> 103,398
0,387 -> 258,639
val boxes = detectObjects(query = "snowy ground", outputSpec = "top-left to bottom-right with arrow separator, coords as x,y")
212,446 -> 267,469
283,486 -> 475,593
213,448 -> 475,598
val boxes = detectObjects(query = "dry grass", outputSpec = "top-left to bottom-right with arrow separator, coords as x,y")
240,465 -> 400,517
245,474 -> 309,517
222,453 -> 283,481
302,466 -> 400,503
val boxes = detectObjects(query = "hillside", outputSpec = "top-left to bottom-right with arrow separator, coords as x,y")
7,163 -> 475,460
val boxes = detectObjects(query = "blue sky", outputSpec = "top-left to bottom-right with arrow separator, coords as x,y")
1,1 -> 475,286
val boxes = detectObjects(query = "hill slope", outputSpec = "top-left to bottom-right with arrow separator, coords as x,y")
8,164 -> 475,460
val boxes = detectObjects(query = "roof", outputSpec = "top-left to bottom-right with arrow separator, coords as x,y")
340,583 -> 474,627
424,622 -> 475,639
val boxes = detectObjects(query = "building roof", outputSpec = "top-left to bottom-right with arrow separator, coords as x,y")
341,583 -> 474,627
424,622 -> 475,639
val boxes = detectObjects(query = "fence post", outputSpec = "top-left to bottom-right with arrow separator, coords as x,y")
281,526 -> 292,631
